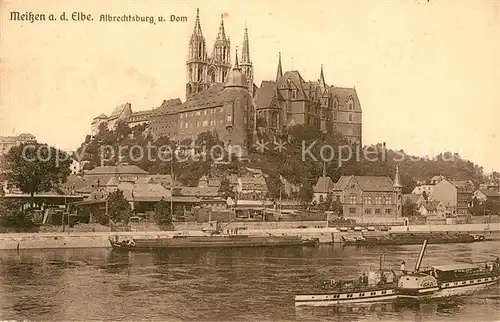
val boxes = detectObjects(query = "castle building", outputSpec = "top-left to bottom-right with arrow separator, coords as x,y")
253,54 -> 362,145
150,52 -> 255,156
0,133 -> 36,155
90,103 -> 152,136
186,9 -> 256,99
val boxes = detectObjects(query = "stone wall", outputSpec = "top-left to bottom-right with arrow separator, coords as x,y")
0,223 -> 498,250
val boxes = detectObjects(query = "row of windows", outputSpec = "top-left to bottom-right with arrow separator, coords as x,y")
349,208 -> 393,214
180,107 -> 225,119
179,116 -> 240,129
348,195 -> 393,205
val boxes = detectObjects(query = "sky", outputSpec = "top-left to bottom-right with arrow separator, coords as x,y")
1,0 -> 499,172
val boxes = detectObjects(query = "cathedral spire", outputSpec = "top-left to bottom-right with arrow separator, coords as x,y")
276,52 -> 283,82
234,48 -> 240,70
216,13 -> 226,40
191,8 -> 203,37
319,64 -> 327,92
241,25 -> 251,64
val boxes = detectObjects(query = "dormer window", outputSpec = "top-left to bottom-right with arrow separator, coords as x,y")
292,90 -> 297,99
348,99 -> 354,110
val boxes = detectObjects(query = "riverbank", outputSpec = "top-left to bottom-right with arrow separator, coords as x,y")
0,223 -> 499,250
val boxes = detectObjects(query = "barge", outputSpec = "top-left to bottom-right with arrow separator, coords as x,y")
342,232 -> 484,246
109,234 -> 319,251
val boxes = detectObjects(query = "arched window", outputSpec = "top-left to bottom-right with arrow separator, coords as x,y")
334,100 -> 338,109
349,114 -> 353,122
198,43 -> 203,59
197,68 -> 203,82
208,69 -> 216,82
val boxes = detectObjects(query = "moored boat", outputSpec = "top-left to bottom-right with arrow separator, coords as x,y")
342,232 -> 483,246
109,234 -> 319,251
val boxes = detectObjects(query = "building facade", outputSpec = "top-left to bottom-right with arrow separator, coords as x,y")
429,179 -> 474,215
331,166 -> 403,224
90,103 -> 153,136
0,133 -> 36,155
253,55 -> 362,145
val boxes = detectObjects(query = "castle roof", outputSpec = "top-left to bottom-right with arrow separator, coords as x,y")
254,81 -> 281,108
109,102 -> 132,119
330,86 -> 362,112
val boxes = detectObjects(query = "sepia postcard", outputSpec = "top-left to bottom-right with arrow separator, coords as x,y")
0,0 -> 499,321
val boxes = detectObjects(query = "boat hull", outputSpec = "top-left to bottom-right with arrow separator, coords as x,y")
109,236 -> 318,251
295,288 -> 398,307
398,275 -> 500,300
343,233 -> 481,246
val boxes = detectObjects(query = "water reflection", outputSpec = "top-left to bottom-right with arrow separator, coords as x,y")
0,242 -> 498,321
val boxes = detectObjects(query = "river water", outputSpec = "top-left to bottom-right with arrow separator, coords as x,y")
0,241 -> 499,321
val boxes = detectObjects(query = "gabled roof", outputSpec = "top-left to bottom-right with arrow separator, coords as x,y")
84,165 -> 149,176
450,180 -> 475,193
421,201 -> 441,211
403,193 -> 423,204
109,102 -> 132,119
330,86 -> 361,111
152,98 -> 183,116
181,83 -> 226,112
333,175 -> 394,192
314,176 -> 335,193
254,81 -> 280,108
477,189 -> 500,198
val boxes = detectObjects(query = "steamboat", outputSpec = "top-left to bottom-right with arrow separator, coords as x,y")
294,239 -> 499,307
396,240 -> 500,300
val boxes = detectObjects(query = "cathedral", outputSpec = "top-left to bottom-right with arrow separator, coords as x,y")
92,8 -> 363,154
186,9 -> 257,99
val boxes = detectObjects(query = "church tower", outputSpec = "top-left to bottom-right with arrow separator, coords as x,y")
186,8 -> 209,99
209,14 -> 231,84
240,26 -> 254,97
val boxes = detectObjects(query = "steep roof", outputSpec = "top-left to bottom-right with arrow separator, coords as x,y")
330,86 -> 362,112
421,201 -> 441,211
404,193 -> 422,204
109,102 -> 131,119
314,176 -> 335,193
152,98 -> 183,116
477,189 -> 500,198
180,83 -> 226,112
254,81 -> 280,108
450,180 -> 475,193
333,175 -> 394,192
84,165 -> 149,176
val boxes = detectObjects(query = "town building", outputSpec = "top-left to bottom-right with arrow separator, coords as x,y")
330,165 -> 403,224
473,188 -> 500,215
411,184 -> 434,196
313,165 -> 335,204
0,133 -> 36,155
429,179 -> 475,215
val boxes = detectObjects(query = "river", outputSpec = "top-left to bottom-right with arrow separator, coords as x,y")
0,241 -> 498,321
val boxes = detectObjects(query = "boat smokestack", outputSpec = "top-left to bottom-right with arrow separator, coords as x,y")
414,239 -> 428,271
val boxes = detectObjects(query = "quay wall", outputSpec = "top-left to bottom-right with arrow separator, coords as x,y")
0,223 -> 498,250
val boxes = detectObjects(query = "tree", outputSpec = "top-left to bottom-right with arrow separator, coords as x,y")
154,197 -> 172,225
0,198 -> 36,232
299,179 -> 314,204
107,189 -> 131,224
331,198 -> 343,217
218,177 -> 235,199
2,143 -> 72,200
403,199 -> 419,217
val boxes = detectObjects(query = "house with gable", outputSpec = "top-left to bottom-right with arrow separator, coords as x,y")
330,166 -> 404,224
